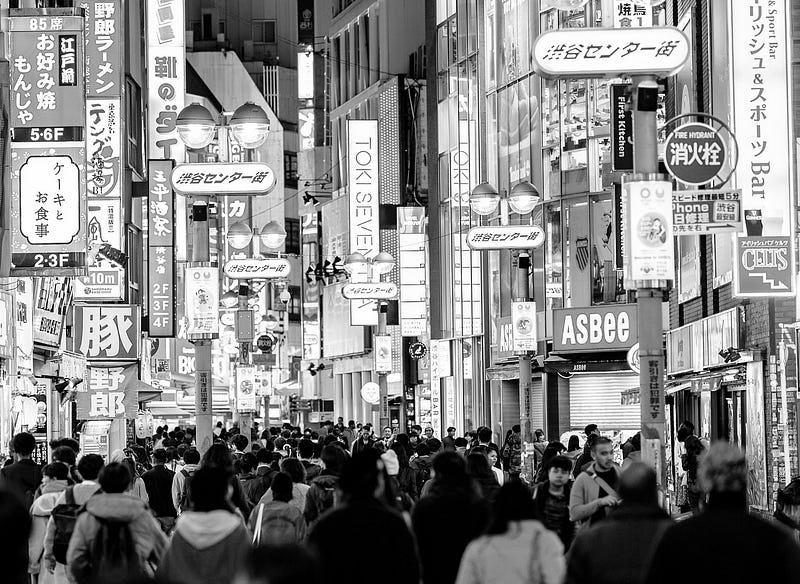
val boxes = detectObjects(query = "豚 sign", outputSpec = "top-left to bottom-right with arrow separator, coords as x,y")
532,27 -> 690,79
553,304 -> 638,353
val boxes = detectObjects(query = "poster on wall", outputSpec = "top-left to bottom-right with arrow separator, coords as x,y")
746,361 -> 768,509
185,266 -> 219,339
33,277 -> 73,349
236,366 -> 257,412
14,277 -> 34,375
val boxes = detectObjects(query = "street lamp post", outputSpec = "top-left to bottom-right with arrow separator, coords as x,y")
176,101 -> 270,453
344,251 -> 396,430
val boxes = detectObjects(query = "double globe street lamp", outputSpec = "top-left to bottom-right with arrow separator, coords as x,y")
175,101 -> 271,454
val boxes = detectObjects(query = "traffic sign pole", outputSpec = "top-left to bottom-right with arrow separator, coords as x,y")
632,75 -> 668,493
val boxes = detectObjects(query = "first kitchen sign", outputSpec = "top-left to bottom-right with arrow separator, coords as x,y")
553,304 -> 638,353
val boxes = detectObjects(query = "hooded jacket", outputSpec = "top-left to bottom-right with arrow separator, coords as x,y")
29,480 -> 69,573
303,472 -> 340,526
157,510 -> 250,584
44,480 -> 102,569
66,492 -> 168,583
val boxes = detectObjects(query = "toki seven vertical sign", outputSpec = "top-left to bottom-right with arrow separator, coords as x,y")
147,0 -> 185,162
348,120 -> 380,260
730,0 -> 795,297
9,12 -> 87,275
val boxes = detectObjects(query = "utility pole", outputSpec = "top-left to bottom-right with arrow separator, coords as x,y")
378,301 -> 389,431
515,251 -> 535,481
237,282 -> 253,450
632,75 -> 668,490
192,200 -> 213,455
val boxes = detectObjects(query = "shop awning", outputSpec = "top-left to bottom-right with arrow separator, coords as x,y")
146,402 -> 191,418
135,380 -> 162,403
544,355 -> 631,374
485,363 -> 520,381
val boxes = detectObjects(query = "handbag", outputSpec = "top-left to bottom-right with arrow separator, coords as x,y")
252,503 -> 264,546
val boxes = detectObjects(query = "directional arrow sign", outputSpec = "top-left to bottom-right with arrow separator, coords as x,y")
223,258 -> 291,279
342,282 -> 398,300
466,225 -> 545,250
532,27 -> 690,79
672,189 -> 742,235
171,162 -> 276,195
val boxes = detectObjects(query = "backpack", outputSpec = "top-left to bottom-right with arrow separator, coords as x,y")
251,503 -> 300,546
415,460 -> 431,496
177,468 -> 195,513
52,486 -> 83,564
88,515 -> 143,582
308,477 -> 338,521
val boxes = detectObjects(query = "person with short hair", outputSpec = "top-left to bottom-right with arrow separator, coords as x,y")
567,463 -> 672,584
533,455 -> 575,549
351,425 -> 376,456
646,443 -> 800,583
297,439 -> 322,482
569,436 -> 621,527
454,437 -> 469,456
411,443 -> 434,497
172,448 -> 201,514
142,448 -> 177,533
0,432 -> 42,507
29,463 -> 71,581
443,427 -> 457,452
67,463 -> 167,583
232,434 -> 249,458
304,444 -> 347,527
258,458 -> 310,513
309,451 -> 419,583
158,467 -> 252,584
249,472 -> 306,546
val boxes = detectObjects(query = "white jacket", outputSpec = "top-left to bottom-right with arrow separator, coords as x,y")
455,520 -> 565,584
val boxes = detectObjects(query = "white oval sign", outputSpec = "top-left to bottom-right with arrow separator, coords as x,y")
532,27 -> 690,80
360,381 -> 380,405
627,343 -> 640,374
219,312 -> 235,327
171,162 -> 276,195
223,258 -> 291,280
342,282 -> 398,300
466,225 -> 545,250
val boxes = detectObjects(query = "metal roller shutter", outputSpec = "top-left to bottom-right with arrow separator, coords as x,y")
532,379 -> 544,432
569,372 -> 640,431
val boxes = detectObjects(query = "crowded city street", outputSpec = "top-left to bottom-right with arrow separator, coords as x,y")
2,0 -> 800,583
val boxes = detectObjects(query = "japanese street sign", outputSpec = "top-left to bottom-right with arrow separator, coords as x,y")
532,27 -> 690,79
0,292 -> 14,360
147,160 -> 176,337
730,0 -> 793,238
672,189 -> 742,234
236,366 -> 257,412
76,365 -> 138,420
611,84 -> 633,172
511,301 -> 537,353
171,163 -> 277,195
74,199 -> 125,300
409,342 -> 428,360
32,277 -> 72,349
733,236 -> 793,297
361,381 -> 380,405
342,282 -> 398,300
85,0 -> 123,98
465,225 -> 545,250
86,98 -> 122,198
14,277 -> 34,375
624,180 -> 675,285
374,334 -> 392,373
185,265 -> 219,339
627,343 -> 641,374
74,305 -> 140,361
147,0 -> 185,162
252,353 -> 276,367
612,0 -> 651,28
223,258 -> 291,280
664,122 -> 726,186
256,334 -> 275,353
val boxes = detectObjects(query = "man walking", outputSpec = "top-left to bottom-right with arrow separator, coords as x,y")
566,463 -> 672,584
442,427 -> 457,452
171,448 -> 201,514
351,426 -> 376,456
142,448 -> 177,533
0,432 -> 42,507
569,436 -> 621,527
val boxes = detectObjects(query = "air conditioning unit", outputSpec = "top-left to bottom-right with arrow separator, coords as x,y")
243,40 -> 254,61
217,33 -> 225,43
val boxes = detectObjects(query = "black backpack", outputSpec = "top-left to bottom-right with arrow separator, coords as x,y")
52,486 -> 83,564
415,461 -> 431,496
177,468 -> 196,513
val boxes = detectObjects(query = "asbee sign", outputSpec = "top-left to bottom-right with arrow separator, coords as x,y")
553,304 -> 638,353
223,258 -> 291,280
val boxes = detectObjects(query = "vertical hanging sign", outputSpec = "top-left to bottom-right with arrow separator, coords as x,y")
9,12 -> 87,275
147,0 -> 185,162
148,160 -> 176,337
398,208 -> 428,337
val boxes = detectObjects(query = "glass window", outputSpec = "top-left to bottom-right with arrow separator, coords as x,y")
125,77 -> 144,177
589,80 -> 610,137
283,152 -> 298,188
450,17 -> 458,65
545,203 -> 563,309
484,1 -> 496,89
252,20 -> 276,43
457,0 -> 468,59
486,93 -> 498,187
285,218 -> 301,255
590,196 -> 624,304
498,87 -> 510,194
467,0 -> 478,54
437,24 -> 449,73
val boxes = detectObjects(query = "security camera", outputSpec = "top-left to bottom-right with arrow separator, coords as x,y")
279,289 -> 291,305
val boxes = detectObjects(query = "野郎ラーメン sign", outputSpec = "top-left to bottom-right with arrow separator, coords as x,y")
76,365 -> 138,420
672,190 -> 742,234
185,266 -> 219,339
348,120 -> 380,260
74,305 -> 140,361
171,163 -> 277,195
147,160 -> 176,337
532,27 -> 689,79
733,237 -> 793,297
466,225 -> 545,250
553,304 -> 638,353
624,180 -> 675,284
663,123 -> 727,186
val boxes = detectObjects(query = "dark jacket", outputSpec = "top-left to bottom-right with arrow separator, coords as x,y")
412,482 -> 491,584
645,494 -> 800,584
533,480 -> 575,548
475,474 -> 500,503
442,436 -> 456,452
309,498 -> 419,584
351,437 -> 376,456
573,447 -> 593,479
241,466 -> 274,507
566,503 -> 671,584
157,510 -> 250,584
142,465 -> 177,518
0,458 -> 42,507
303,472 -> 340,525
301,459 -> 322,482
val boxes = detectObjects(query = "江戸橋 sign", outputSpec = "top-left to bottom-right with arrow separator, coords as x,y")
532,27 -> 690,79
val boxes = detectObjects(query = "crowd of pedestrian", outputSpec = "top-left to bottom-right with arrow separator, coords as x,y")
2,418 -> 800,584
